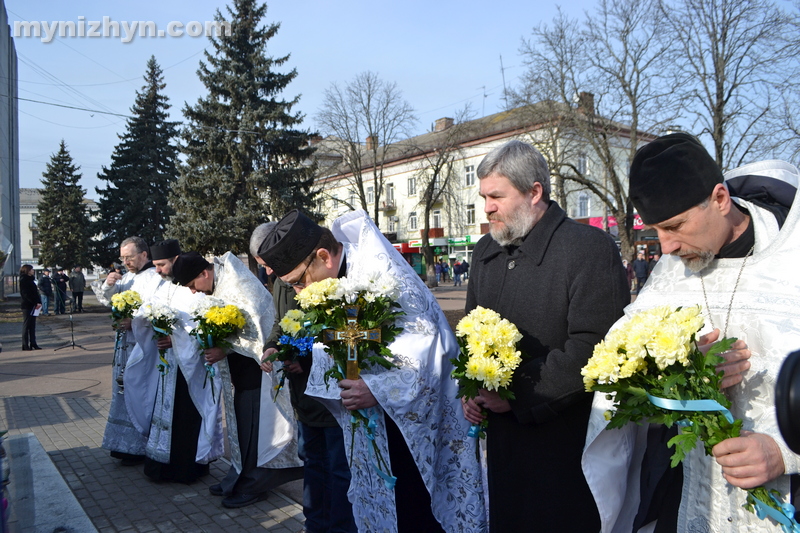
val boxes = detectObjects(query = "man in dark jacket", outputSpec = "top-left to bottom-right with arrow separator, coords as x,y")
69,266 -> 86,312
461,140 -> 628,532
632,251 -> 649,292
38,269 -> 53,316
54,268 -> 69,314
249,223 -> 356,533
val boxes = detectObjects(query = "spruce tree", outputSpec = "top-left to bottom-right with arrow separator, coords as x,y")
168,0 -> 317,256
93,57 -> 179,266
38,141 -> 91,268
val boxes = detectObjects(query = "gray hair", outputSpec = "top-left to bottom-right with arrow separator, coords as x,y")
120,236 -> 150,258
249,222 -> 277,258
476,140 -> 551,198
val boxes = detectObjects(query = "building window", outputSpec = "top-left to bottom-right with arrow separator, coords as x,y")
577,153 -> 588,176
348,190 -> 357,207
467,204 -> 475,225
408,177 -> 417,196
386,183 -> 395,203
367,186 -> 374,204
465,165 -> 475,187
578,192 -> 590,218
388,216 -> 396,232
433,209 -> 442,228
409,211 -> 418,230
331,195 -> 339,208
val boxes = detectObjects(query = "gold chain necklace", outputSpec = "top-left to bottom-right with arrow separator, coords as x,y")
700,244 -> 755,338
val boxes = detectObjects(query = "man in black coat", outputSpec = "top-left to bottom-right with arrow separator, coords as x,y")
54,268 -> 69,314
461,140 -> 628,532
38,269 -> 53,316
633,250 -> 649,292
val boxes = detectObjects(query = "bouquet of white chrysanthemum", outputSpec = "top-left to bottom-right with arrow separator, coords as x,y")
139,302 -> 179,394
297,273 -> 403,382
189,297 -> 246,401
451,306 -> 525,438
298,273 -> 404,489
583,305 -> 798,528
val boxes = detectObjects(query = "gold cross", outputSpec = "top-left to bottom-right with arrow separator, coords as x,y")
323,305 -> 381,379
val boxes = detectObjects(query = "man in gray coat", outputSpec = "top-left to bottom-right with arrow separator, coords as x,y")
461,140 -> 628,532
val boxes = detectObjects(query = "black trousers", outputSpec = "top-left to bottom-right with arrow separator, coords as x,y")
72,291 -> 84,311
22,308 -> 37,348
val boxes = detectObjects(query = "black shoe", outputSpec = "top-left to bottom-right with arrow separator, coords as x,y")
22,346 -> 31,351
222,493 -> 263,508
31,345 -> 42,350
209,483 -> 224,496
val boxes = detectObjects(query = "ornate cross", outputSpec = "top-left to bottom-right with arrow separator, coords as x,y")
323,305 -> 381,379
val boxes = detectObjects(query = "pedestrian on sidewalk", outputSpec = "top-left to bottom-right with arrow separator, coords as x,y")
69,266 -> 86,312
20,264 -> 42,350
38,269 -> 53,315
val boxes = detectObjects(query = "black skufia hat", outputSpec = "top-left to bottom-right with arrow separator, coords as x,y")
629,133 -> 723,225
171,252 -> 210,286
150,239 -> 182,261
257,210 -> 323,277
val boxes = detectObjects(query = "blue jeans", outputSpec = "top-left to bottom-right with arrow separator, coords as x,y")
40,294 -> 50,315
298,422 -> 356,533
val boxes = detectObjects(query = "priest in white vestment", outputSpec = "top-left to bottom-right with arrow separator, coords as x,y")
583,133 -> 800,533
258,209 -> 487,533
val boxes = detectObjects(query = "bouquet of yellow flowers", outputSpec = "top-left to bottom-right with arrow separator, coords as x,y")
297,273 -> 404,489
190,297 -> 246,401
110,290 -> 142,325
265,308 -> 316,399
582,305 -> 799,529
451,306 -> 524,438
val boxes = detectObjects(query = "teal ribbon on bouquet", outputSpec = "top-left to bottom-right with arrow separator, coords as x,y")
153,325 -> 171,376
197,333 -> 217,402
353,407 -> 397,491
648,394 -> 800,531
336,362 -> 396,490
646,394 -> 734,424
752,493 -> 800,533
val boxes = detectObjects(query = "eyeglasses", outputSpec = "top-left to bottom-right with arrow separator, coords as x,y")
286,257 -> 315,289
119,254 -> 140,262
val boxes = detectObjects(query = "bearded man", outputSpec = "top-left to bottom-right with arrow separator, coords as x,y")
460,140 -> 629,532
583,133 -> 800,532
92,236 -> 163,465
123,239 -> 224,483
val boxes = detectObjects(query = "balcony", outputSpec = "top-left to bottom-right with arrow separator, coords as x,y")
421,227 -> 444,238
379,200 -> 396,211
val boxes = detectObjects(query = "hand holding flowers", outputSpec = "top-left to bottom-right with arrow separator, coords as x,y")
190,297 -> 247,401
582,305 -> 799,529
451,306 -> 525,438
140,302 -> 178,401
265,308 -> 315,399
110,290 -> 142,329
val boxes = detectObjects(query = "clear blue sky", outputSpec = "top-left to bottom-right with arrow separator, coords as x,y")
7,0 -> 593,198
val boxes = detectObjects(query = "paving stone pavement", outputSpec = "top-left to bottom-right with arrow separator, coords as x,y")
0,293 -> 305,532
0,285 -> 468,532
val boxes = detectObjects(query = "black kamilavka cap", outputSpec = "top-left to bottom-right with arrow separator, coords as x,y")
629,133 -> 723,225
150,239 -> 182,261
171,252 -> 210,286
257,210 -> 323,277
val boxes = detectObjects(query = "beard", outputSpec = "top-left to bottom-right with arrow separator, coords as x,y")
674,249 -> 715,272
489,209 -> 537,247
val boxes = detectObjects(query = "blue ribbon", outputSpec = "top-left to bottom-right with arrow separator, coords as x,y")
752,493 -> 800,532
646,394 -> 734,424
153,325 -> 170,336
467,424 -> 483,439
353,407 -> 397,490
